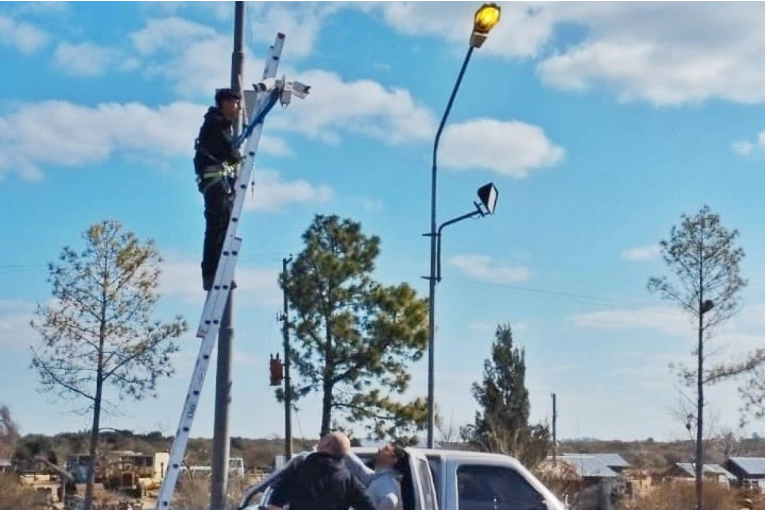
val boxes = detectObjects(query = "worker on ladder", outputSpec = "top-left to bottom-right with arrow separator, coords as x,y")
193,88 -> 242,291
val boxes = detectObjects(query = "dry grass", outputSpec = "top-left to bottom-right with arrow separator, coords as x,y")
174,475 -> 251,510
0,473 -> 42,510
618,482 -> 762,510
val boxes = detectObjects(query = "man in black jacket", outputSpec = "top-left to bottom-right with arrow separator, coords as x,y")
267,432 -> 376,510
194,88 -> 242,291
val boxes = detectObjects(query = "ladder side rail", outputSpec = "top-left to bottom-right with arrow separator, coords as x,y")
155,238 -> 241,509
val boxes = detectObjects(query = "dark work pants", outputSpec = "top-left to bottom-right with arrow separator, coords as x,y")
201,180 -> 233,282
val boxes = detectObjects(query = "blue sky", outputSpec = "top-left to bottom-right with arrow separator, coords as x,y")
2,1 -> 765,445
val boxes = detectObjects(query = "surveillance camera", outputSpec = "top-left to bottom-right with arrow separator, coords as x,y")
252,78 -> 276,93
289,81 -> 311,98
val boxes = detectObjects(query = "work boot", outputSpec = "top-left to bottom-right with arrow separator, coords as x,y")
231,280 -> 237,290
203,275 -> 214,291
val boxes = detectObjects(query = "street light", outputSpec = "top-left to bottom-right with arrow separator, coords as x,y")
425,3 -> 501,449
435,183 -> 499,283
470,3 -> 501,48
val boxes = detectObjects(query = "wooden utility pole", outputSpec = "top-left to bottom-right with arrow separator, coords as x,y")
279,256 -> 294,458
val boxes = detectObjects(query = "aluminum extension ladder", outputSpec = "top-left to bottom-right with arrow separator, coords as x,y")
155,32 -> 309,509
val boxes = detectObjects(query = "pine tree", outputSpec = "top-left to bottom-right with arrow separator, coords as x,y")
461,324 -> 550,467
280,214 -> 428,441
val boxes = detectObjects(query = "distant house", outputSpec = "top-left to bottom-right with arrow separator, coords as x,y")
724,457 -> 765,491
665,462 -> 736,486
0,457 -> 12,473
539,455 -> 624,509
558,454 -> 620,480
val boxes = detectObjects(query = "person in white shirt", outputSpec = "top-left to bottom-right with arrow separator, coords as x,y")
344,443 -> 406,510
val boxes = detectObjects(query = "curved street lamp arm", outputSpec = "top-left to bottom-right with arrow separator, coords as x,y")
432,45 -> 476,177
436,203 -> 484,282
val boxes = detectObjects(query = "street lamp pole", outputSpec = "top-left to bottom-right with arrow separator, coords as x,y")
425,3 -> 501,450
426,45 -> 474,450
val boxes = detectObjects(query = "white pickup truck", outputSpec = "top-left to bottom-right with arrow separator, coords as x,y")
237,447 -> 566,510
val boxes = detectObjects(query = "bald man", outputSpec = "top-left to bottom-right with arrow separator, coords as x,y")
268,431 -> 376,510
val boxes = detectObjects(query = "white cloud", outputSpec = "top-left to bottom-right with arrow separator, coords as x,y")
137,3 -> 337,60
740,303 -> 765,329
364,2 -> 554,59
270,69 -> 437,146
10,2 -> 69,16
368,2 -> 765,107
534,3 -> 765,106
129,17 -> 257,98
733,140 -> 755,156
127,17 -> 438,146
159,255 -> 281,307
569,306 -> 693,337
243,169 -> 334,212
621,244 -> 660,262
449,254 -> 529,284
136,2 -> 232,23
128,15 -> 319,100
359,198 -> 383,212
571,302 -> 765,357
439,118 -> 564,177
732,131 -> 765,156
124,14 -> 560,166
53,41 -> 118,77
0,299 -> 37,351
0,100 -> 290,180
130,16 -> 217,56
247,2 -> 341,60
0,14 -> 49,54
468,321 -> 494,332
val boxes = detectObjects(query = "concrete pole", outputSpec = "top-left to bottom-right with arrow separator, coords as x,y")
210,2 -> 244,509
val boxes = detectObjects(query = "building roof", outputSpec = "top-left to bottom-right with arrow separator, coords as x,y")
589,453 -> 631,468
728,457 -> 765,476
558,454 -> 618,478
673,463 -> 736,481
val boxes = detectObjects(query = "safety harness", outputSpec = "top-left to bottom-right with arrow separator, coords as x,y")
194,139 -> 238,195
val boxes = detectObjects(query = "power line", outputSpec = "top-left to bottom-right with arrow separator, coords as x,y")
0,252 -> 290,274
447,278 -> 657,308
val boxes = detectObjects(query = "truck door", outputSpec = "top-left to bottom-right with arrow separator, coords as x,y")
408,450 -> 439,510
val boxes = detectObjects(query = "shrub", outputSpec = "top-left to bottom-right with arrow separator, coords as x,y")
618,482 -> 752,510
174,474 -> 250,510
0,473 -> 39,510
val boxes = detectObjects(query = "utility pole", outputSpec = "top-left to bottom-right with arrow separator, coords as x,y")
210,2 -> 244,509
278,256 -> 294,458
551,393 -> 557,462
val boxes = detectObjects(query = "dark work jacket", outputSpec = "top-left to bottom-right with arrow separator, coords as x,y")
269,452 -> 376,510
193,107 -> 240,174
